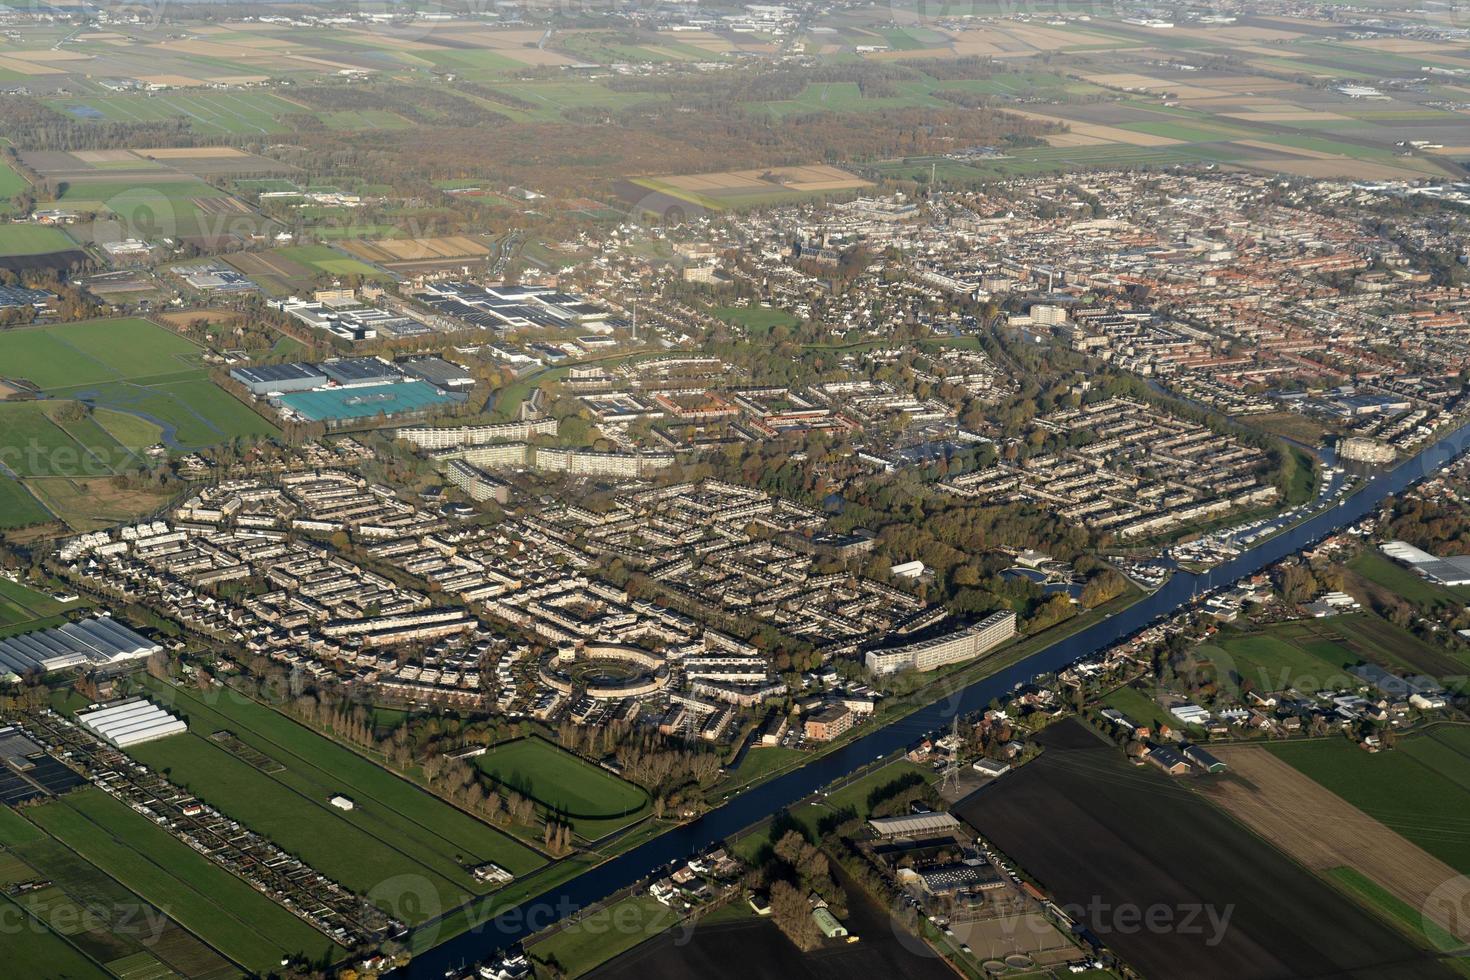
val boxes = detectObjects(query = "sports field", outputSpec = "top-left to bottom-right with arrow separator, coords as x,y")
0,223 -> 75,256
476,737 -> 650,836
131,680 -> 544,917
1269,729 -> 1470,875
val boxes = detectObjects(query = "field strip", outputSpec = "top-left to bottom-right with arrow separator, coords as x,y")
156,681 -> 542,876
1201,744 -> 1470,944
27,793 -> 298,968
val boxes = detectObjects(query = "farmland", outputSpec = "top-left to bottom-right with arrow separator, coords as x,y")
475,737 -> 650,838
0,157 -> 29,210
955,720 -> 1453,980
131,680 -> 545,914
1202,743 -> 1470,952
0,318 -> 202,389
25,787 -> 340,971
527,893 -> 679,978
0,223 -> 74,256
48,91 -> 305,136
0,477 -> 50,530
272,244 -> 384,278
631,165 -> 871,211
0,318 -> 277,460
1269,729 -> 1470,875
579,865 -> 955,980
0,804 -> 241,980
0,574 -> 83,632
0,401 -> 134,477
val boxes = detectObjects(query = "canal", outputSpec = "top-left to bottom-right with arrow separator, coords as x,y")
400,416 -> 1470,978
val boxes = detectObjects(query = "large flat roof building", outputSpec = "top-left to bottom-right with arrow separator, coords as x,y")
868,811 -> 961,838
318,357 -> 404,388
229,362 -> 328,396
865,610 -> 1016,675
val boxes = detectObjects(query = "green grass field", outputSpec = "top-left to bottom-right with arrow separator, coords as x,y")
1328,866 -> 1464,954
0,319 -> 273,452
1350,550 -> 1470,611
25,787 -> 338,972
0,157 -> 29,211
50,91 -> 302,136
0,474 -> 52,529
0,318 -> 201,389
0,401 -> 133,477
136,680 -> 544,909
0,574 -> 82,630
781,759 -> 932,840
93,407 -> 165,452
712,305 -> 800,335
476,737 -> 650,837
1102,683 -> 1169,727
528,893 -> 678,977
0,223 -> 75,256
274,244 -> 384,278
1270,732 -> 1470,874
0,805 -> 239,979
1196,627 -> 1357,694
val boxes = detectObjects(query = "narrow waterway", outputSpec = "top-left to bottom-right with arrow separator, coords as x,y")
399,415 -> 1470,978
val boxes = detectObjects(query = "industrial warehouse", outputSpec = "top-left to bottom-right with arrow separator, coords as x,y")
229,355 -> 470,427
0,616 -> 162,678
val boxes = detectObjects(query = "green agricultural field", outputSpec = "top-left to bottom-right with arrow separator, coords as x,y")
0,808 -> 239,979
528,893 -> 678,978
0,157 -> 29,210
1197,628 -> 1356,694
0,318 -> 201,389
0,574 -> 82,630
1,891 -> 113,980
1326,866 -> 1461,954
1269,734 -> 1470,874
476,737 -> 650,837
0,319 -> 270,452
50,91 -> 303,136
0,474 -> 51,530
137,680 -> 544,897
0,223 -> 75,256
26,788 -> 339,972
93,407 -> 165,452
712,305 -> 800,335
0,402 -> 131,477
274,244 -> 384,278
